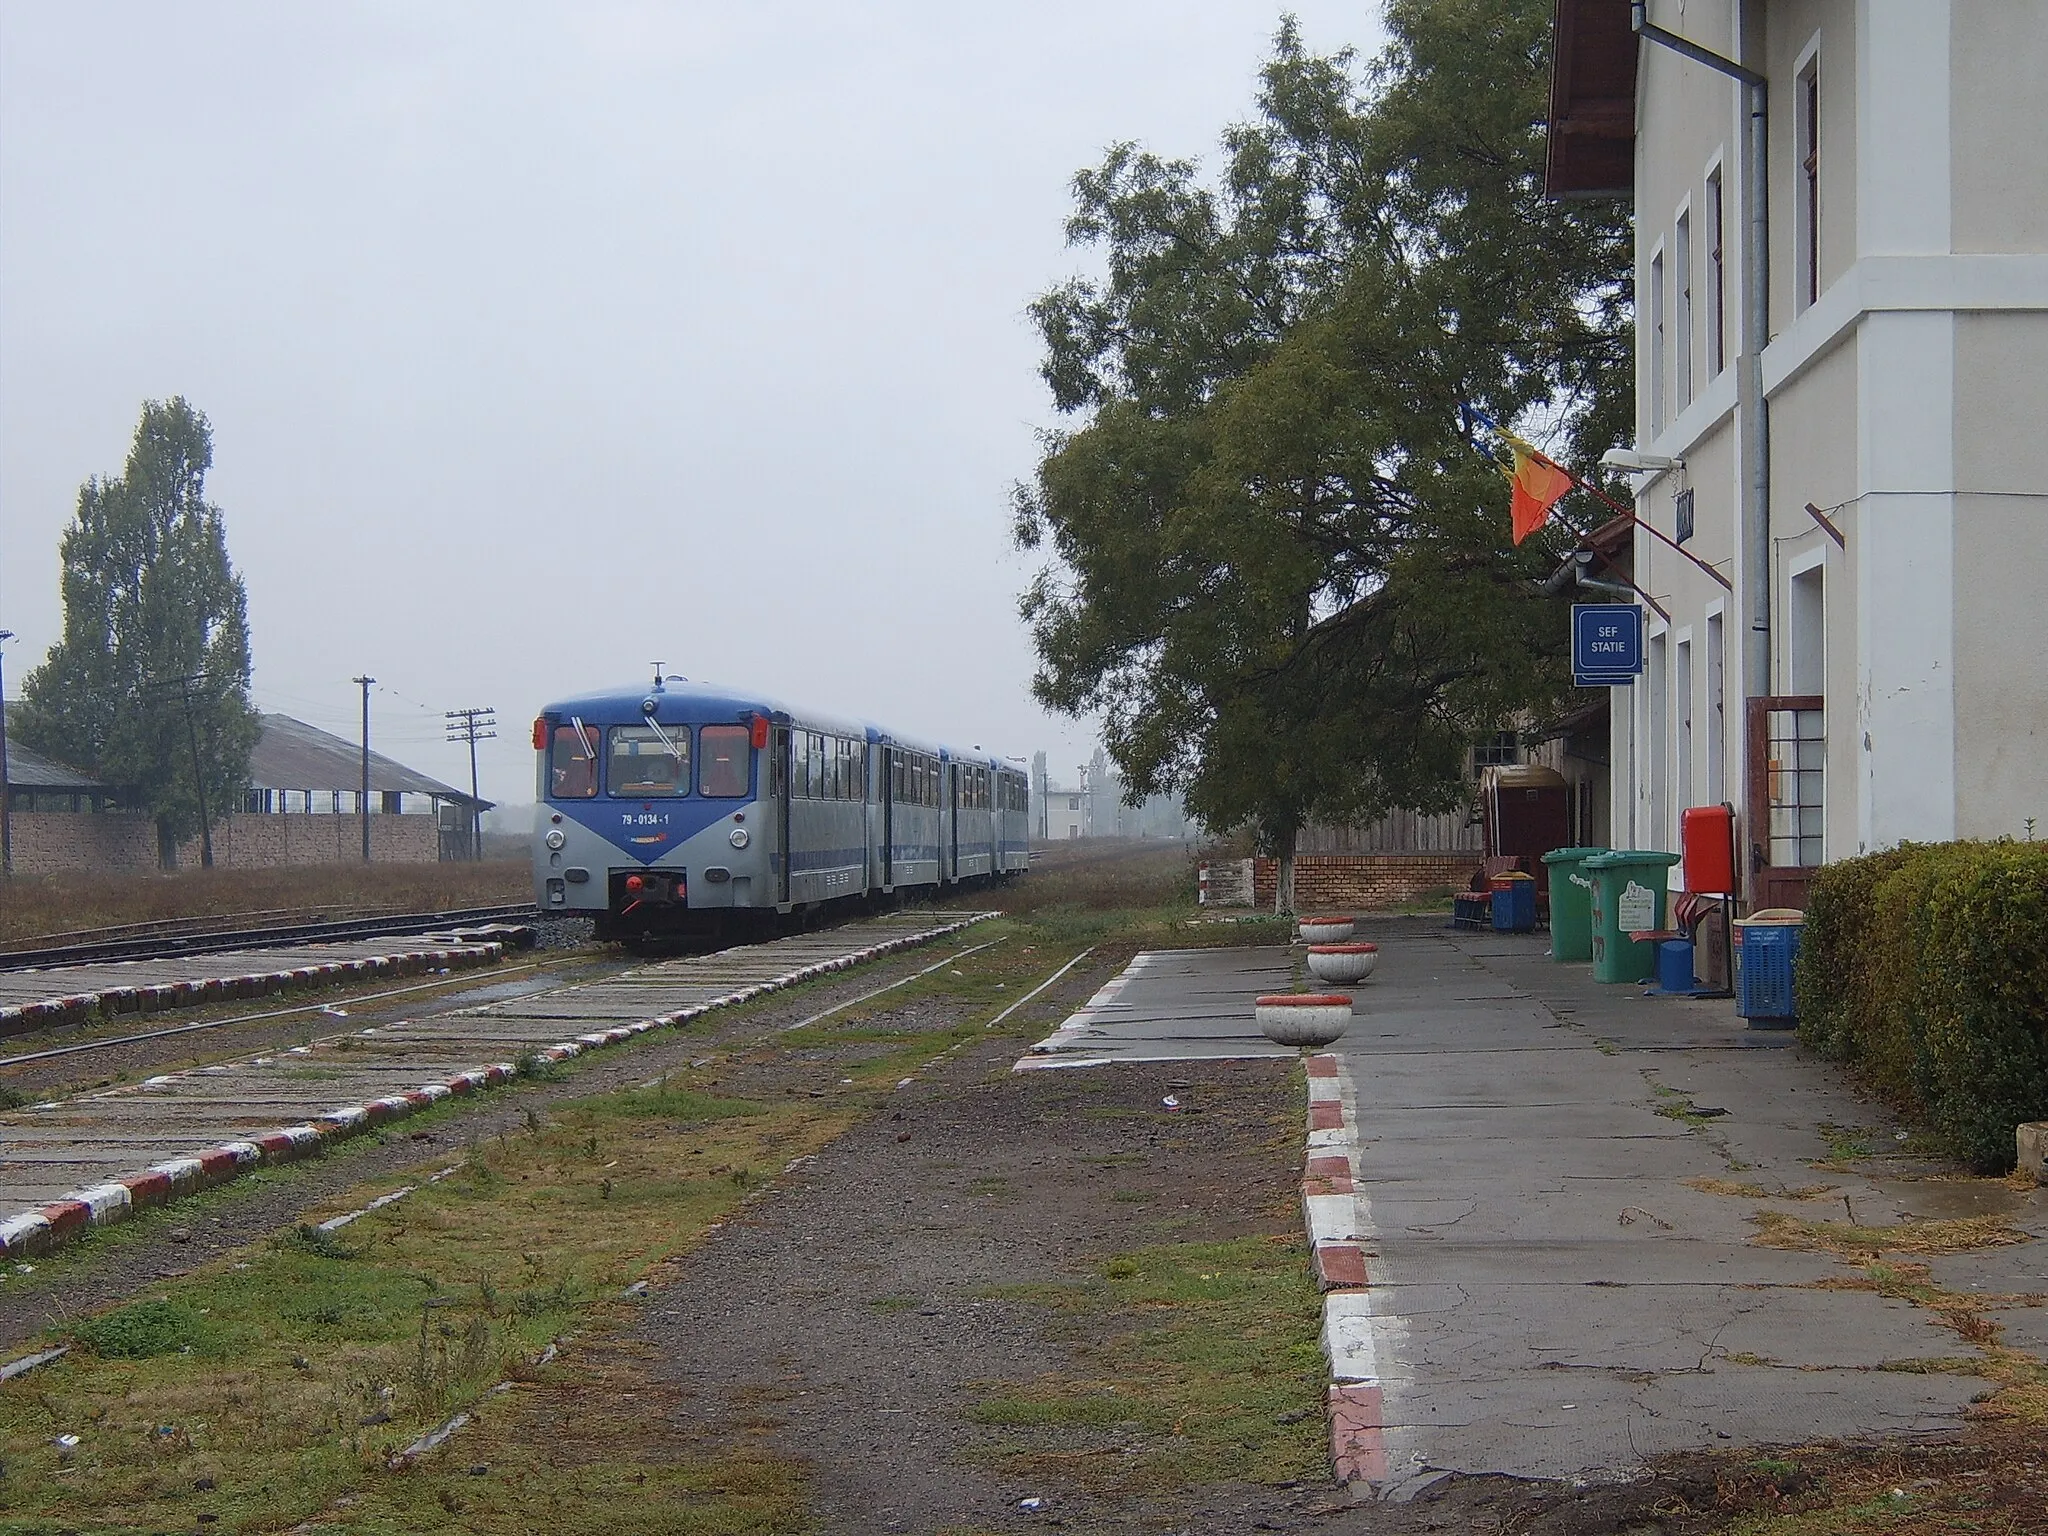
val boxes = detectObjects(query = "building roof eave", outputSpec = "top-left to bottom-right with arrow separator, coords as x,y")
1546,0 -> 1640,201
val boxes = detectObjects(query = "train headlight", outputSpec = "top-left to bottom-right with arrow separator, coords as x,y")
544,829 -> 566,850
728,827 -> 750,849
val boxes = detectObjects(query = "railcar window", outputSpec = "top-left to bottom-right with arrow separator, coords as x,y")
606,726 -> 686,797
699,725 -> 751,797
550,725 -> 600,799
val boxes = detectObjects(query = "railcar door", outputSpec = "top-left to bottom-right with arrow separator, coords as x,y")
774,726 -> 792,906
880,746 -> 894,888
947,764 -> 959,881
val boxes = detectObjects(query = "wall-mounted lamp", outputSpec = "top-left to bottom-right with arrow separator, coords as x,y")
1600,448 -> 1686,474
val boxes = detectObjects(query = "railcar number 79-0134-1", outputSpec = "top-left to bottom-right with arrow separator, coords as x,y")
532,674 -> 1029,943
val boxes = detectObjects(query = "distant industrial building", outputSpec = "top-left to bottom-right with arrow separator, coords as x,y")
1,706 -> 489,873
1031,749 -> 1191,842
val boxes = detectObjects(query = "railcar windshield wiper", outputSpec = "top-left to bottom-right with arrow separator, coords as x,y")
640,713 -> 684,762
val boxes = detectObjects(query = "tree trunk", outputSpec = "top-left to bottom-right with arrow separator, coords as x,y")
1275,826 -> 1297,915
156,819 -> 178,871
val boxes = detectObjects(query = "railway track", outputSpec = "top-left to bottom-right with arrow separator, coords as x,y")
0,910 -> 992,1258
0,903 -> 539,973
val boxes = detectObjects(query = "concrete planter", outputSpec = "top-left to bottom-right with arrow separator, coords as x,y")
1297,916 -> 1355,944
1306,942 -> 1378,985
1255,993 -> 1354,1047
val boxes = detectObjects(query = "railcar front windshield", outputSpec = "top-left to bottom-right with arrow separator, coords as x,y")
698,724 -> 751,797
608,725 -> 688,797
550,724 -> 600,799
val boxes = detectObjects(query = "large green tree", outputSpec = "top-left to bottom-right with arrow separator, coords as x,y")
1017,2 -> 1630,906
17,398 -> 261,865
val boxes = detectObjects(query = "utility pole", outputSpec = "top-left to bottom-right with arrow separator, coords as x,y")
352,675 -> 375,863
150,673 -> 216,869
0,630 -> 13,878
444,706 -> 497,860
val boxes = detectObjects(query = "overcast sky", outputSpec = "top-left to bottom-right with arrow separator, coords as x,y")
1,1 -> 1389,813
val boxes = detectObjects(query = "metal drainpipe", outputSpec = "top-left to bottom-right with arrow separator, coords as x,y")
1631,2 -> 1771,892
1630,2 -> 1772,704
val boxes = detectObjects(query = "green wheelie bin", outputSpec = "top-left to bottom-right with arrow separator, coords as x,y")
1540,847 -> 1608,963
1585,850 -> 1682,983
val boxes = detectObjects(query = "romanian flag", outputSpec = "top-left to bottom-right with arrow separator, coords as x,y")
1498,431 -> 1575,544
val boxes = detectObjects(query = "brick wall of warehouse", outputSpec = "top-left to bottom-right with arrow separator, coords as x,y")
175,813 -> 440,868
10,811 -> 441,874
8,812 -> 160,874
1249,853 -> 1475,910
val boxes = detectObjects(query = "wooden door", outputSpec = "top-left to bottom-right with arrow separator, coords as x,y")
1744,695 -> 1823,910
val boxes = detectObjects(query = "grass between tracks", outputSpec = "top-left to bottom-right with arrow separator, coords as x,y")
0,1073 -> 846,1533
1,848 -> 1320,1531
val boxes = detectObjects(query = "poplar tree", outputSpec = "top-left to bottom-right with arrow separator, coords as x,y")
1017,1 -> 1630,907
17,398 -> 261,865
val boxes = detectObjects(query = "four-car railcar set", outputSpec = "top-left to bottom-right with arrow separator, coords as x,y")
532,677 -> 1029,939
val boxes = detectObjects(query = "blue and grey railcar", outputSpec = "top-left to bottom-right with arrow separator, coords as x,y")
532,677 -> 1027,940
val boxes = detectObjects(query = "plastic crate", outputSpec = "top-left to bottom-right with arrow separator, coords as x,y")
1735,922 -> 1802,1020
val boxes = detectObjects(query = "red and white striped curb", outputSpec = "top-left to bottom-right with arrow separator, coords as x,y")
0,916 -> 991,1260
1301,1052 -> 1388,1488
1014,950 -> 1153,1067
0,941 -> 506,1036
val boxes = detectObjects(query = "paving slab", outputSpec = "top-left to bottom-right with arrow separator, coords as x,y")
1024,916 -> 2044,1492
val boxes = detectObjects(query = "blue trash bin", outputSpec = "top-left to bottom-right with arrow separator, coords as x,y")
1734,914 -> 1804,1025
1490,873 -> 1537,932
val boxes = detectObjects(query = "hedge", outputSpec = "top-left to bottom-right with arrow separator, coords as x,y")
1794,840 -> 2048,1171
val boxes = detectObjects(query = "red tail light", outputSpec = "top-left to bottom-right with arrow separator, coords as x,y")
750,713 -> 770,750
625,874 -> 644,892
532,717 -> 548,751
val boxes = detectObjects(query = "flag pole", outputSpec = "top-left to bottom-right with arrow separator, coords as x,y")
1467,410 -> 1732,593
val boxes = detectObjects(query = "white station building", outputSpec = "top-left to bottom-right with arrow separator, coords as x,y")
1548,0 -> 2048,904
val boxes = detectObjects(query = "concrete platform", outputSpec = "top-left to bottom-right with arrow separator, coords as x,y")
1023,916 -> 2047,1492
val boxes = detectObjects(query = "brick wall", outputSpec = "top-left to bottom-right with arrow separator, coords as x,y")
1249,853 -> 1476,911
174,813 -> 440,869
9,812 -> 160,874
10,811 -> 442,873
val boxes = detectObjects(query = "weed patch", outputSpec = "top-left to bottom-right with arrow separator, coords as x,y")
70,1297 -> 223,1360
0,1092 -> 847,1529
1749,1210 -> 2031,1257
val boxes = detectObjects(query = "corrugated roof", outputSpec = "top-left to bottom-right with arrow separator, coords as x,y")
1546,0 -> 1639,199
1,706 -> 486,804
1,727 -> 108,792
250,714 -> 486,806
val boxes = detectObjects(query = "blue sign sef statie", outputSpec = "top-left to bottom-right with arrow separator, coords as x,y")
1571,602 -> 1643,686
